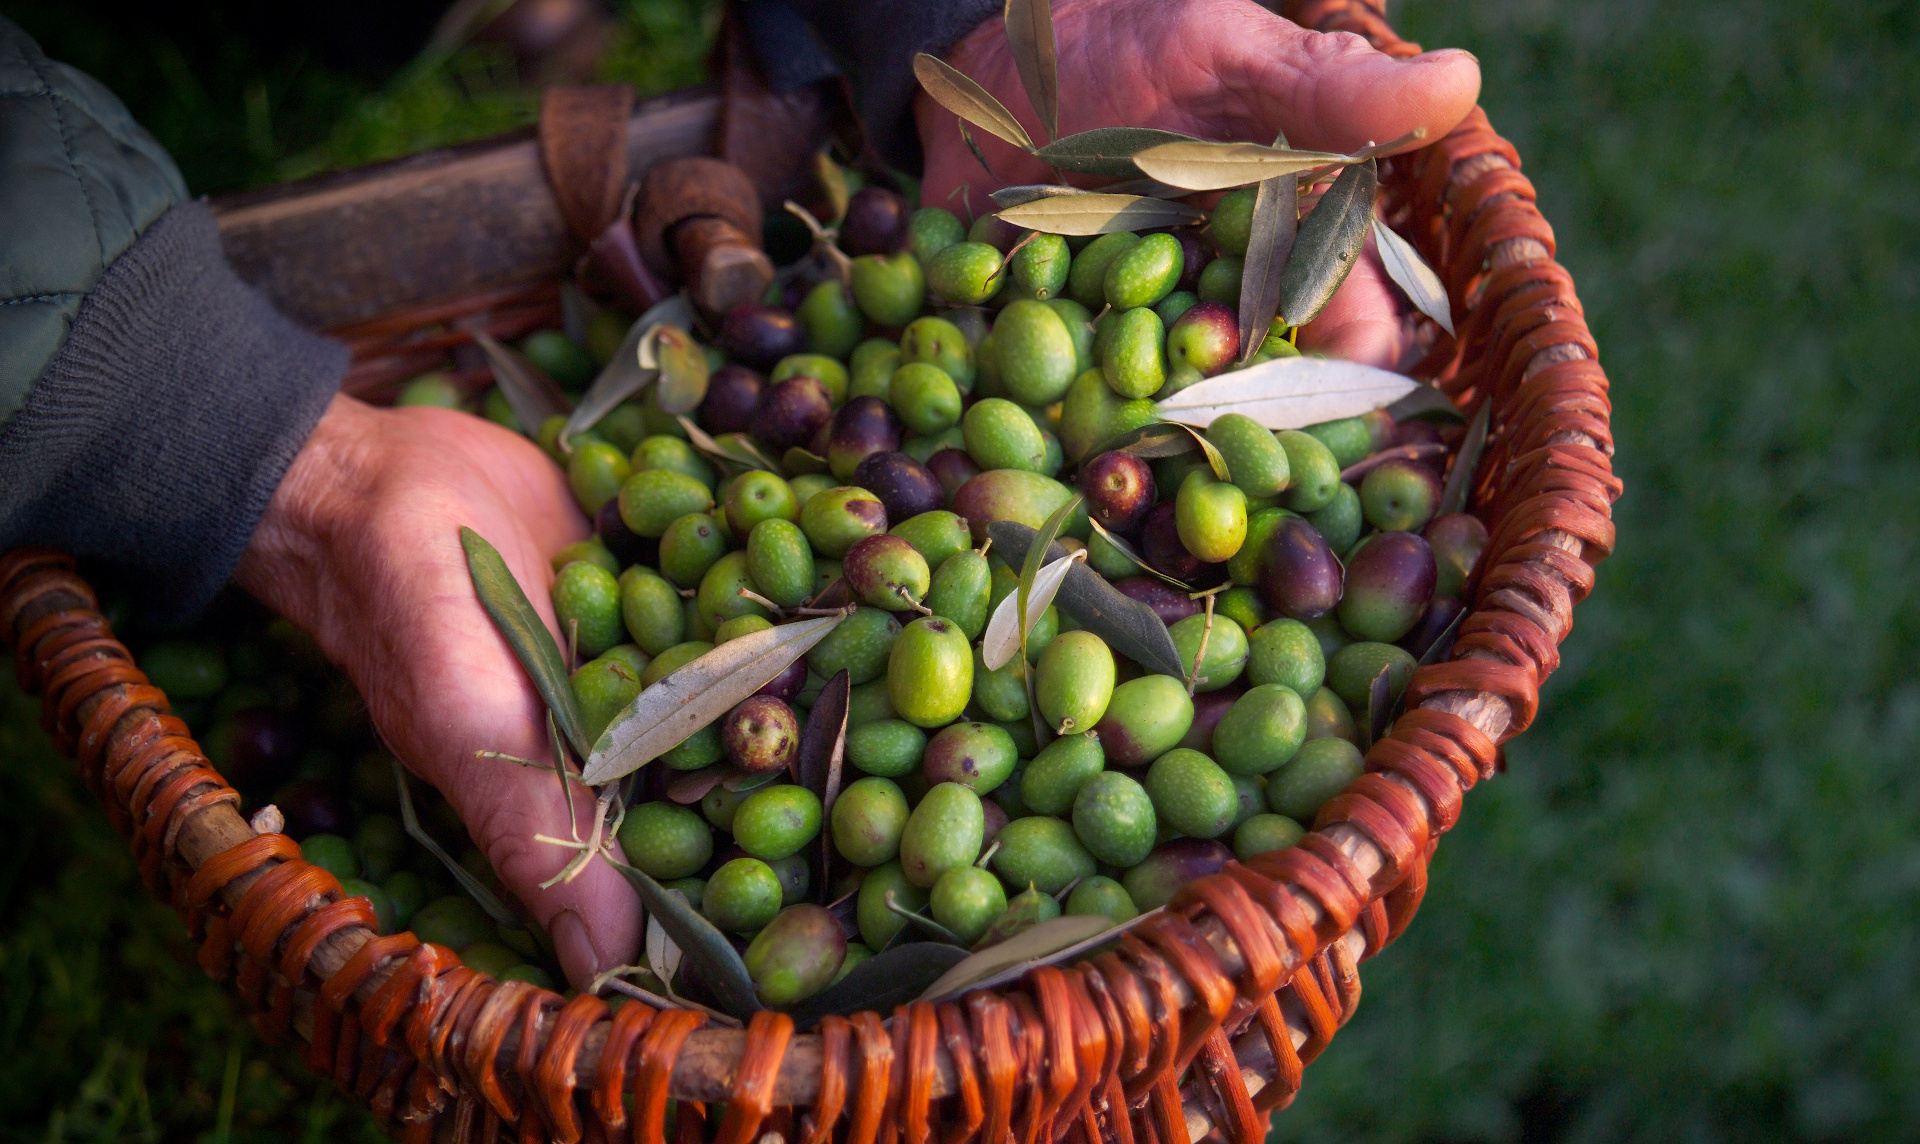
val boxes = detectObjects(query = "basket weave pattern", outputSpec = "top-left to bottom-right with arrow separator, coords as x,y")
0,3 -> 1617,1141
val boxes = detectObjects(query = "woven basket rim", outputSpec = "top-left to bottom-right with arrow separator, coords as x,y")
0,3 -> 1618,1141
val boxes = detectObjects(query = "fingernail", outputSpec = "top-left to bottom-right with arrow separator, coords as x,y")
551,908 -> 600,987
1417,47 -> 1478,65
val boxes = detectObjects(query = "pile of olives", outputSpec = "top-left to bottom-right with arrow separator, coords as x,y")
496,182 -> 1487,1008
127,180 -> 1486,1011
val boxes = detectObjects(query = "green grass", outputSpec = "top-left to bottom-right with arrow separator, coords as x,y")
4,0 -> 1919,1139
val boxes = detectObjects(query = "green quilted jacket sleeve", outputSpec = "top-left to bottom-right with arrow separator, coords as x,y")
0,18 -> 346,622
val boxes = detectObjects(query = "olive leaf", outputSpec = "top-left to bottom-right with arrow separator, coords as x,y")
1003,0 -> 1059,141
582,613 -> 849,784
958,122 -> 1002,183
1131,139 -> 1354,192
721,766 -> 784,793
651,325 -> 711,414
1173,424 -> 1233,481
393,759 -> 530,935
797,670 -> 851,799
995,193 -> 1205,236
782,447 -> 829,475
1371,217 -> 1455,335
982,552 -> 1080,672
1238,165 -> 1299,366
1085,421 -> 1192,461
1031,127 -> 1200,177
813,149 -> 852,224
990,184 -> 1087,209
1154,355 -> 1418,430
1414,605 -> 1468,670
913,53 -> 1034,150
1088,519 -> 1191,590
676,416 -> 778,473
1439,401 -> 1491,517
987,523 -> 1187,679
470,331 -> 573,439
611,860 -> 761,1018
1277,158 -> 1378,328
665,763 -> 728,804
1384,383 -> 1467,425
918,914 -> 1120,1001
645,913 -> 684,995
460,527 -> 590,756
562,293 -> 695,447
1362,664 -> 1394,752
786,943 -> 971,1030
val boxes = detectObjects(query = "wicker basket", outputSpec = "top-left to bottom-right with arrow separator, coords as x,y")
0,2 -> 1618,1141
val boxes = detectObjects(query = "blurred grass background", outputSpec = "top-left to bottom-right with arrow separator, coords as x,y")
1,0 -> 1916,1140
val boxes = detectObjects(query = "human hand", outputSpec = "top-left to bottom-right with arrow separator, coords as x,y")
236,394 -> 639,987
916,0 -> 1482,366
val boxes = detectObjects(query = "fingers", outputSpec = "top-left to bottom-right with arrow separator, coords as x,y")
1220,15 -> 1481,156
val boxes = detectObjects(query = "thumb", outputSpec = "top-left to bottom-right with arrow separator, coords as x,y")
1218,16 -> 1481,155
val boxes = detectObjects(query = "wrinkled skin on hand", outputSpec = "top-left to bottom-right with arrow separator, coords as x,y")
917,0 -> 1482,368
238,395 -> 637,986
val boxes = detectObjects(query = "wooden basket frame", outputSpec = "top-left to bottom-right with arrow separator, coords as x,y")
0,2 -> 1617,1142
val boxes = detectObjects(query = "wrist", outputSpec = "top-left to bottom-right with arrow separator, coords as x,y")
233,393 -> 384,634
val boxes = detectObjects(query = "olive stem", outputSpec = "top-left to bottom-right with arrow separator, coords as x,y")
1338,442 -> 1447,483
982,229 -> 1042,290
736,587 -> 787,619
1188,593 -> 1216,697
975,840 -> 1002,869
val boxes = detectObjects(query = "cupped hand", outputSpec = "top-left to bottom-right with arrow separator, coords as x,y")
917,0 -> 1482,366
236,394 -> 640,986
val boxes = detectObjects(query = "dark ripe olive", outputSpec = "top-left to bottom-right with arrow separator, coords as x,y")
925,448 -> 980,502
1392,417 -> 1445,453
1079,451 -> 1156,533
854,451 -> 946,522
981,797 -> 1009,844
841,186 -> 910,256
1172,228 -> 1208,293
827,396 -> 905,482
724,695 -> 802,775
1121,837 -> 1232,911
1259,515 -> 1344,620
967,213 -> 1026,255
721,305 -> 809,371
594,497 -> 657,568
702,364 -> 765,436
1178,687 -> 1242,755
1337,531 -> 1438,643
1140,502 -> 1218,584
754,375 -> 835,451
1113,577 -> 1202,626
756,656 -> 810,702
1424,512 -> 1489,599
207,707 -> 301,789
1401,594 -> 1465,659
273,779 -> 350,837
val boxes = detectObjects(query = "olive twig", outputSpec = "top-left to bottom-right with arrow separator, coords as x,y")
1187,592 -> 1216,697
735,586 -> 787,619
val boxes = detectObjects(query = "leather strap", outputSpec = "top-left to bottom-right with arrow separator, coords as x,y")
539,85 -> 637,244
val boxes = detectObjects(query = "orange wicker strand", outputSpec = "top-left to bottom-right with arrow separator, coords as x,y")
713,1009 -> 795,1144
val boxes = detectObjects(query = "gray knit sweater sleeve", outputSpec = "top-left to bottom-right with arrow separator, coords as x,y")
0,202 -> 346,624
743,0 -> 1002,167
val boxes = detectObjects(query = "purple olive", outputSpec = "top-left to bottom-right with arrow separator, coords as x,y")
753,375 -> 834,451
756,656 -> 810,702
826,396 -> 905,483
1122,838 -> 1233,911
1172,228 -> 1208,293
1114,577 -> 1202,626
595,497 -> 655,568
1336,530 -> 1437,643
1178,687 -> 1243,754
1140,502 -> 1216,584
205,707 -> 301,790
840,186 -> 910,256
967,213 -> 1025,255
272,779 -> 350,838
721,305 -> 808,371
1423,512 -> 1489,599
1079,451 -> 1157,533
925,448 -> 981,502
854,451 -> 946,522
701,364 -> 765,436
981,798 -> 1009,845
723,695 -> 801,775
1392,418 -> 1444,451
1401,593 -> 1465,660
1259,516 -> 1343,620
